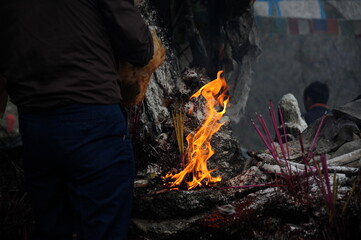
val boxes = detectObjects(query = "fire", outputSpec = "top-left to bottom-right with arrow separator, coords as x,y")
166,71 -> 229,190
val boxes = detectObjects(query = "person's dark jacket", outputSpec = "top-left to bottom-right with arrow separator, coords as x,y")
303,104 -> 330,125
0,0 -> 154,109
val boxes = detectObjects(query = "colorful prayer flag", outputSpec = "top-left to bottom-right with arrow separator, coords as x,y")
298,19 -> 311,35
339,20 -> 354,36
326,19 -> 339,35
311,19 -> 327,32
287,18 -> 299,35
274,17 -> 287,35
353,20 -> 361,37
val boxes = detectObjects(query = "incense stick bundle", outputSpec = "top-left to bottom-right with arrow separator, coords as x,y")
172,111 -> 185,158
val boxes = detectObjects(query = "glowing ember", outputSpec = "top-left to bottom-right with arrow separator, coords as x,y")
165,71 -> 230,190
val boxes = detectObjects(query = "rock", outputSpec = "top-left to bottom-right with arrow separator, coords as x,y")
216,204 -> 236,215
279,93 -> 308,131
333,139 -> 361,158
278,93 -> 308,140
333,98 -> 361,129
208,120 -> 246,181
133,188 -> 233,220
130,216 -> 204,240
289,115 -> 360,156
225,166 -> 269,187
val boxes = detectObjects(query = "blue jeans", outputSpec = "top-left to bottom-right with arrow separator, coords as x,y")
18,104 -> 135,240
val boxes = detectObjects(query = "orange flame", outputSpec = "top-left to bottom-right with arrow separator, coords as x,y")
166,71 -> 229,190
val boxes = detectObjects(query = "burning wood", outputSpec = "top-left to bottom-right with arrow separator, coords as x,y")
328,149 -> 361,167
164,71 -> 229,190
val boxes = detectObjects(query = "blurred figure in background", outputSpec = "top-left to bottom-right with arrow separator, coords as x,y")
303,81 -> 331,125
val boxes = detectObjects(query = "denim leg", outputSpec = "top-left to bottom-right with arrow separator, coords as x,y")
19,111 -> 74,240
19,104 -> 135,240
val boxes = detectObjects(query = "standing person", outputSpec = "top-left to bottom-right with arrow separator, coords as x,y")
0,0 -> 154,239
303,81 -> 331,125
